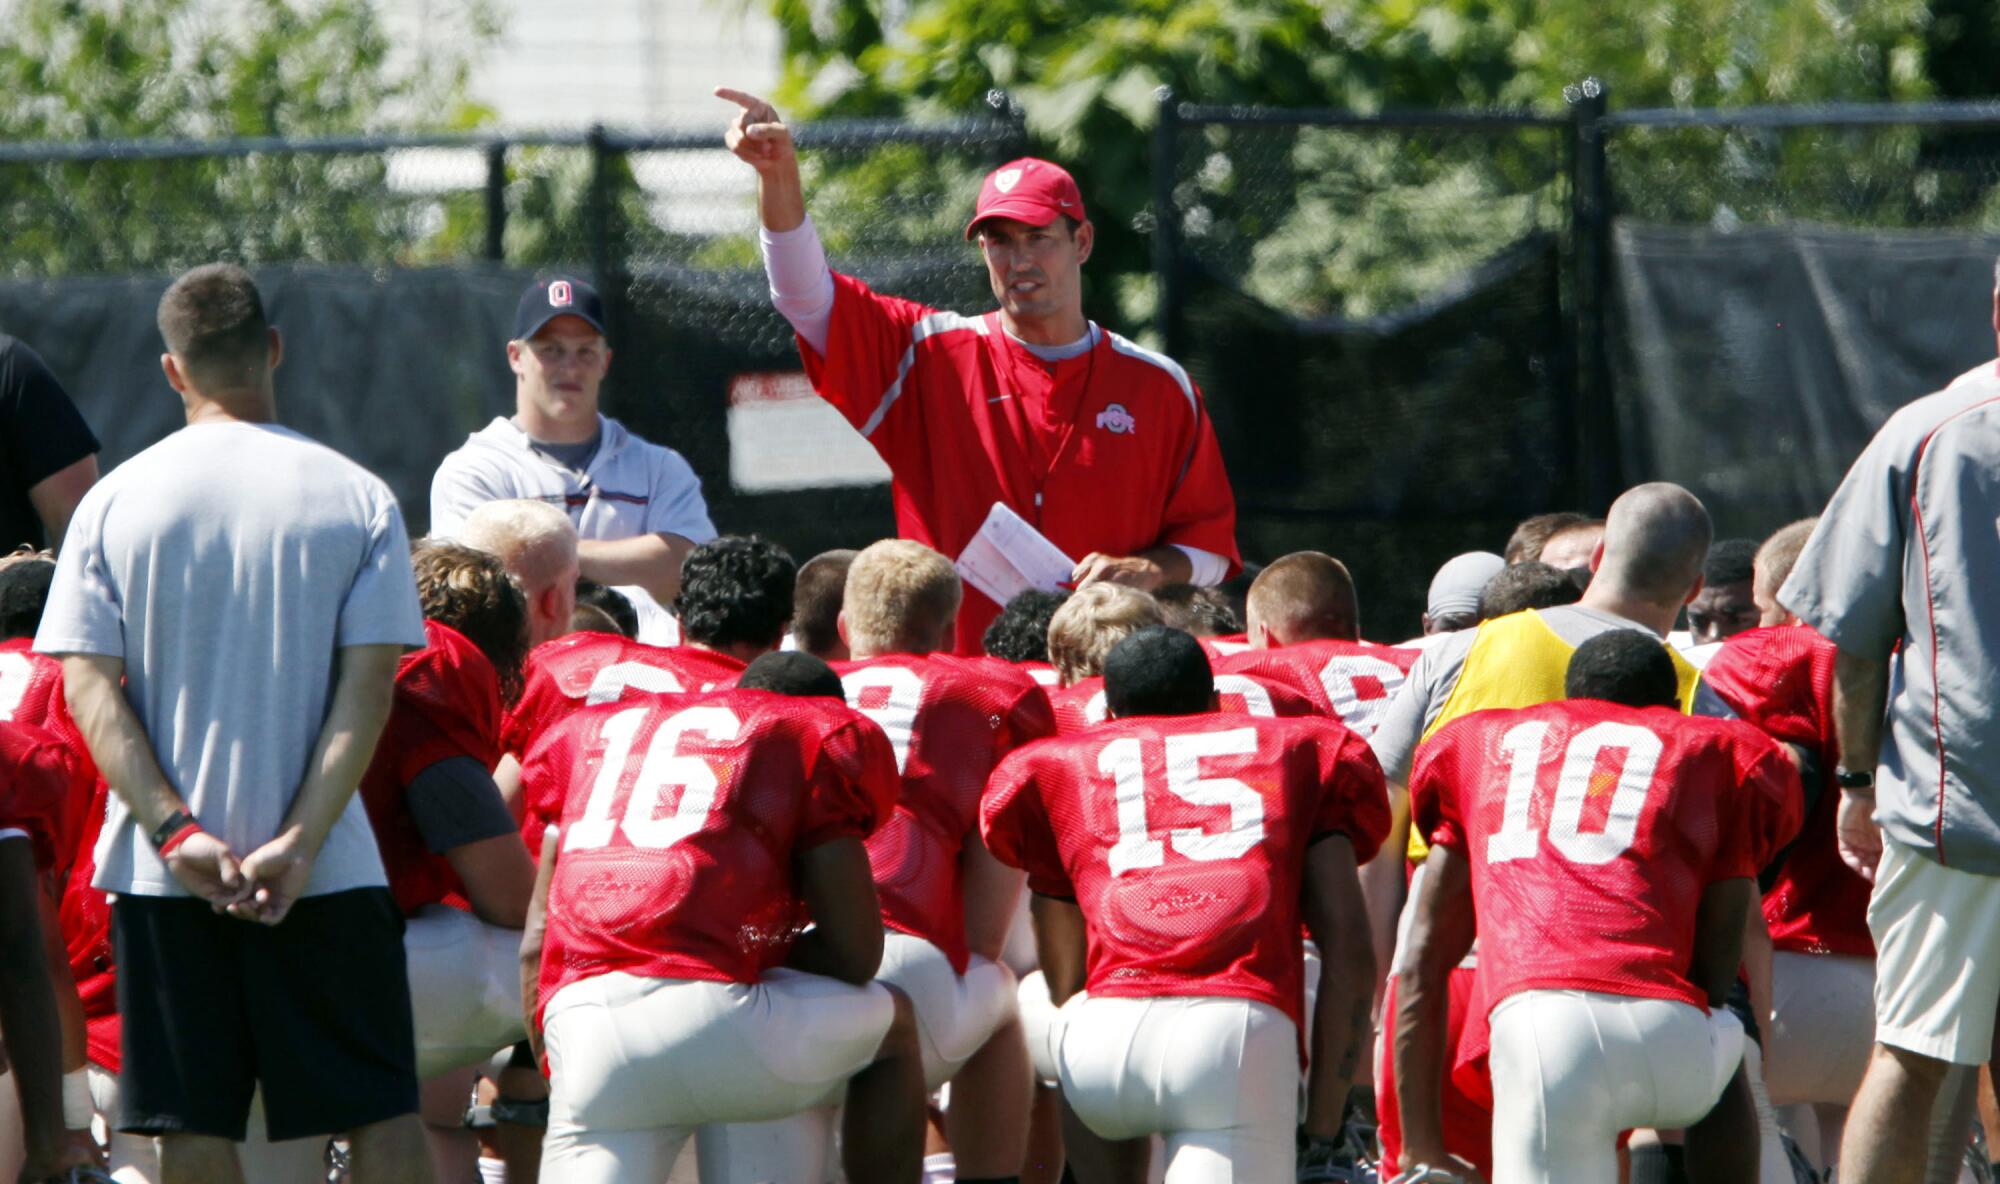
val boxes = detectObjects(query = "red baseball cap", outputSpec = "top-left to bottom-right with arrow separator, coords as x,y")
964,158 -> 1088,240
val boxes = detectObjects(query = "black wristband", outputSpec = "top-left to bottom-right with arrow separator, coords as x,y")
149,808 -> 198,850
1835,766 -> 1876,791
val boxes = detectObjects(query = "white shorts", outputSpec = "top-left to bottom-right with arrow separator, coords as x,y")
1018,970 -> 1060,1085
1869,837 -> 2000,1065
1764,950 -> 1876,1106
1488,989 -> 1743,1184
406,904 -> 529,1079
539,969 -> 893,1183
1053,994 -> 1298,1184
876,932 -> 1016,1089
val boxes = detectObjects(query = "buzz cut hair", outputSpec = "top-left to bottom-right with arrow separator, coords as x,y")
842,539 -> 963,655
457,499 -> 579,598
1754,517 -> 1818,600
1046,582 -> 1165,686
157,263 -> 269,390
1245,551 -> 1358,643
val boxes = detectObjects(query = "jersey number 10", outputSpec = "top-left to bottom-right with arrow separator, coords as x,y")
1486,720 -> 1663,866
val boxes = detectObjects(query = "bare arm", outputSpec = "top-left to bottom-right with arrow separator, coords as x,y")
444,835 -> 536,930
1300,835 -> 1375,1139
61,654 -> 244,906
960,832 -> 1027,964
575,533 -> 696,606
1831,649 -> 1890,880
1392,845 -> 1478,1173
788,836 -> 886,985
231,644 -> 402,925
1030,893 -> 1088,1005
36,886 -> 85,1075
719,88 -> 805,233
27,454 -> 97,553
1693,877 -> 1756,1009
493,753 -> 525,819
520,827 -> 558,1069
1,841 -> 69,1179
1740,891 -> 1774,1032
1359,785 -> 1412,1013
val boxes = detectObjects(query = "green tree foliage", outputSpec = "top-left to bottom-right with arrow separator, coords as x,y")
763,0 -> 1941,322
0,0 -> 499,275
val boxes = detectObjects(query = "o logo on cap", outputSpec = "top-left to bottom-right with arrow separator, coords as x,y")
994,168 -> 1023,194
549,280 -> 573,307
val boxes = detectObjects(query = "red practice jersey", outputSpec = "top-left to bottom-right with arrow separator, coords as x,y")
1216,639 -> 1419,737
966,656 -> 1061,692
504,632 -> 746,758
1702,625 -> 1868,956
1050,672 -> 1318,735
0,719 -> 84,873
0,637 -> 95,864
1,642 -> 119,1068
803,274 -> 1240,653
1411,700 -> 1802,1013
835,653 -> 1056,971
1199,634 -> 1253,659
3,643 -> 121,1068
359,621 -> 507,915
982,713 -> 1390,1032
530,689 -> 898,1020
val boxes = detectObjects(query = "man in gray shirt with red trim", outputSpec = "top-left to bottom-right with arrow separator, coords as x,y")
1780,264 -> 2000,1182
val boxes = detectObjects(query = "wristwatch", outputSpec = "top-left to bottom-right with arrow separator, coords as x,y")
149,808 -> 199,851
1835,766 -> 1876,792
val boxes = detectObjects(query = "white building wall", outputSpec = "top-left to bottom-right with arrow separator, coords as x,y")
383,0 -> 782,131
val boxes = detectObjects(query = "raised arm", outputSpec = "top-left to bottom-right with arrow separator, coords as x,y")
231,643 -> 403,925
719,87 -> 804,232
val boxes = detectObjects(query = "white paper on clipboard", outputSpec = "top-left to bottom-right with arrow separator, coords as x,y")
954,502 -> 1076,607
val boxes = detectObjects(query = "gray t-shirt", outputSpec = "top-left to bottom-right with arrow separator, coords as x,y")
1781,362 -> 2000,873
36,422 -> 426,898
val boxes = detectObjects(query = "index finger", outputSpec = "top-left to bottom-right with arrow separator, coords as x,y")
714,87 -> 772,114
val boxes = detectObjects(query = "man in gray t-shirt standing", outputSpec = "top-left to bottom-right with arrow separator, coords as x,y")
35,264 -> 432,1184
1781,288 -> 2000,1180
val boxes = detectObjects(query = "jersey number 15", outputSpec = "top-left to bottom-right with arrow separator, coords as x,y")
1099,728 -> 1266,875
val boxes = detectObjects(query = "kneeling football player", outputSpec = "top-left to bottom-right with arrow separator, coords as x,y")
522,650 -> 928,1183
1396,630 -> 1801,1183
983,626 -> 1389,1182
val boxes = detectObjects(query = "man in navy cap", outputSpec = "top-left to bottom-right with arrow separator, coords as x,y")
430,276 -> 715,636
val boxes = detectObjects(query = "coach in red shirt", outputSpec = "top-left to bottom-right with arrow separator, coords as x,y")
721,88 -> 1240,653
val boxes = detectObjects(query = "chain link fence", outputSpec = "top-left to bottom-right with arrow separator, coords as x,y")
10,98 -> 2000,636
1154,100 -> 1576,636
1602,104 -> 2000,547
0,115 -> 1026,566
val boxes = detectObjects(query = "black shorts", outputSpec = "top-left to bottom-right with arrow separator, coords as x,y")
112,886 -> 420,1142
